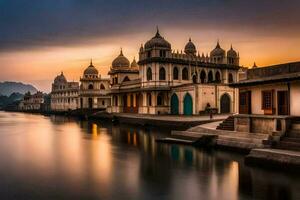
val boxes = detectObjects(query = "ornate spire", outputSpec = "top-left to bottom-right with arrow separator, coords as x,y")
253,62 -> 257,68
216,39 -> 220,48
155,26 -> 161,37
90,58 -> 93,66
120,48 -> 123,56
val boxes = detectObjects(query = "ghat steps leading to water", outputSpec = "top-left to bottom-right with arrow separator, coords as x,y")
277,119 -> 300,151
157,124 -> 269,150
216,116 -> 234,131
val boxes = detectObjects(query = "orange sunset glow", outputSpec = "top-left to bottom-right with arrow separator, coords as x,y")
1,1 -> 300,92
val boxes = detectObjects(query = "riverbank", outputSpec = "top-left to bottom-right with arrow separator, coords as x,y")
90,112 -> 229,129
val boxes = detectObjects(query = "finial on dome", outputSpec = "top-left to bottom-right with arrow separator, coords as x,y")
230,44 -> 233,50
120,48 -> 123,56
155,26 -> 160,37
61,71 -> 63,75
253,62 -> 257,68
216,39 -> 220,48
90,58 -> 93,66
189,37 -> 191,42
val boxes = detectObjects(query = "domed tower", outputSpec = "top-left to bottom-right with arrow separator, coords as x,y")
52,72 -> 67,91
139,27 -> 171,60
227,45 -> 239,66
210,41 -> 226,64
83,60 -> 99,79
112,49 -> 130,69
80,59 -> 110,110
109,49 -> 139,85
130,57 -> 139,70
184,38 -> 197,56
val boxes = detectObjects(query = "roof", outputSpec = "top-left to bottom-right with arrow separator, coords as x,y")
231,72 -> 300,87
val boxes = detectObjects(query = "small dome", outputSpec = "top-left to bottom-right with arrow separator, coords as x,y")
112,49 -> 130,68
227,45 -> 238,58
84,60 -> 98,75
130,57 -> 138,69
144,28 -> 171,50
184,38 -> 197,55
210,41 -> 225,57
253,62 -> 258,68
54,72 -> 67,83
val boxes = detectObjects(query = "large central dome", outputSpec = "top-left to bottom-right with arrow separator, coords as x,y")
112,49 -> 130,68
144,28 -> 171,50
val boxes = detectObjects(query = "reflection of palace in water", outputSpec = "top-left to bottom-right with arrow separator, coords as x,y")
47,115 -> 299,200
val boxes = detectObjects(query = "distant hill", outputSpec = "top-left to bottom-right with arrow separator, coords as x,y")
0,81 -> 37,96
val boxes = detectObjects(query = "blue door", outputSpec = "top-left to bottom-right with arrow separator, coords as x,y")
171,94 -> 179,115
183,93 -> 193,115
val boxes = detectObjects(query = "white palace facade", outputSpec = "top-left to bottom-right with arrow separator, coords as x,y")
50,29 -> 241,115
107,29 -> 241,115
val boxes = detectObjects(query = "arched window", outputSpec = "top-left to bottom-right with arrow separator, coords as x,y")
100,84 -> 105,90
200,70 -> 206,83
228,73 -> 234,83
147,67 -> 152,81
215,71 -> 221,83
157,93 -> 163,106
182,67 -> 188,80
159,67 -> 166,80
208,71 -> 213,83
192,74 -> 197,84
173,67 -> 179,80
88,84 -> 94,90
123,76 -> 130,82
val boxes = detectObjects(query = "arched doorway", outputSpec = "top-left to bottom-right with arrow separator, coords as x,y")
220,93 -> 231,113
183,93 -> 193,115
88,98 -> 93,109
200,70 -> 206,83
171,93 -> 179,115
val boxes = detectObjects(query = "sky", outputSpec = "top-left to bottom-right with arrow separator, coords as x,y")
0,0 -> 300,92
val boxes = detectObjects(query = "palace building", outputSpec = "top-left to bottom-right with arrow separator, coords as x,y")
107,29 -> 241,115
79,60 -> 110,109
50,72 -> 79,111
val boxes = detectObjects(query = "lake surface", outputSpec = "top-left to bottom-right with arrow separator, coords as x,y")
0,111 -> 299,200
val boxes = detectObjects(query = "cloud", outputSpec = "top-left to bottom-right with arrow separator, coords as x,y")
0,0 -> 300,52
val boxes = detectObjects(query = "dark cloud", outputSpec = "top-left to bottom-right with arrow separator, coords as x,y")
0,0 -> 299,51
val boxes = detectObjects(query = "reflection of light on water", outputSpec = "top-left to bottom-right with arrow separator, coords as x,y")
127,131 -> 131,144
133,131 -> 137,146
91,127 -> 112,190
92,123 -> 98,139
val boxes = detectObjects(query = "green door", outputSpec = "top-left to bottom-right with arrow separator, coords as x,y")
183,93 -> 193,115
171,94 -> 179,115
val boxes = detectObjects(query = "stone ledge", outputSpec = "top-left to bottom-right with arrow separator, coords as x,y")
245,148 -> 300,171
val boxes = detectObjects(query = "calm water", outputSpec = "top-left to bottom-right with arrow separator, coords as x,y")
0,111 -> 299,200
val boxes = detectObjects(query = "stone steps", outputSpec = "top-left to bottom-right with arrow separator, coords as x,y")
216,116 -> 234,131
276,141 -> 300,151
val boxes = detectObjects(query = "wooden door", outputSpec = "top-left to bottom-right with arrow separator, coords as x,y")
239,91 -> 251,114
277,91 -> 289,115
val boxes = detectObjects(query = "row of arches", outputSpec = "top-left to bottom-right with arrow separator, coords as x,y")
88,83 -> 106,90
170,93 -> 231,115
146,66 -> 234,83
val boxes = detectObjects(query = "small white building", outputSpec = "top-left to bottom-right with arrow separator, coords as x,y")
19,91 -> 44,111
50,72 -> 79,111
79,61 -> 110,109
